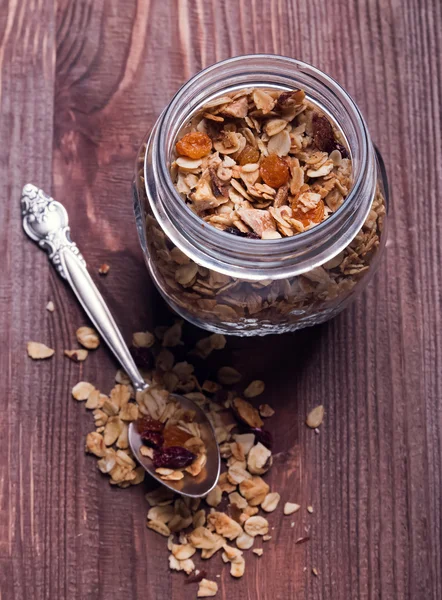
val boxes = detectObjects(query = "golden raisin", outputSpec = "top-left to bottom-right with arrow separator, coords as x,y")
176,132 -> 212,159
292,199 -> 325,226
237,145 -> 260,166
260,154 -> 290,188
163,425 -> 193,448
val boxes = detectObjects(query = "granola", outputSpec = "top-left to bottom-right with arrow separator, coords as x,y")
172,88 -> 351,239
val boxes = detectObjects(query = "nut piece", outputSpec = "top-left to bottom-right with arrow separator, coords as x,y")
72,381 -> 95,401
261,492 -> 280,513
244,516 -> 269,537
197,579 -> 218,597
46,301 -> 55,312
253,548 -> 263,556
247,443 -> 272,475
239,476 -> 270,506
244,380 -> 265,398
306,405 -> 324,428
64,349 -> 88,362
284,502 -> 301,515
76,326 -> 100,349
259,403 -> 275,418
27,341 -> 54,360
232,398 -> 263,428
217,366 -> 242,385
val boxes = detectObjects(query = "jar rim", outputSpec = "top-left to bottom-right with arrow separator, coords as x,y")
145,54 -> 376,280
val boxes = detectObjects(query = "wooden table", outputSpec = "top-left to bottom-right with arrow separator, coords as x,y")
1,1 -> 441,598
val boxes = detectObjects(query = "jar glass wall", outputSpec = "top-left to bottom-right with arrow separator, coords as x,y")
133,55 -> 388,336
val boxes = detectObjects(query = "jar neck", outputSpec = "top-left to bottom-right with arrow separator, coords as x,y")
144,55 -> 377,280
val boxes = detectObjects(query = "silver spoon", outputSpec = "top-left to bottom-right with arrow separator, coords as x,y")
21,183 -> 220,498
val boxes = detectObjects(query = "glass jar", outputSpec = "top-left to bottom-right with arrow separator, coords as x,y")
133,55 -> 388,336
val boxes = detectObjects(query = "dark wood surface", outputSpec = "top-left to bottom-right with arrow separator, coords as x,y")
1,0 -> 441,598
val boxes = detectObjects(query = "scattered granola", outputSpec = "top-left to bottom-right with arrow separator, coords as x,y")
67,322 -> 319,596
244,380 -> 265,398
306,405 -> 324,428
27,341 -> 54,359
76,326 -> 100,349
284,502 -> 301,516
64,349 -> 88,362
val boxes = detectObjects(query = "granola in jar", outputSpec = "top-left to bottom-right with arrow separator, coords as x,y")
134,56 -> 388,335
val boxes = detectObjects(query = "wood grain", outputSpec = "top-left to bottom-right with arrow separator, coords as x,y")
1,0 -> 441,598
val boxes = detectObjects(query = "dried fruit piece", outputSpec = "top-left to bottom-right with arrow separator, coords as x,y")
249,427 -> 273,449
306,405 -> 325,428
163,425 -> 193,448
130,346 -> 154,369
138,416 -> 165,434
237,145 -> 260,166
176,132 -> 212,159
260,154 -> 290,188
197,578 -> 218,597
292,198 -> 325,226
284,502 -> 300,515
98,263 -> 110,275
153,446 -> 196,469
312,113 -> 338,153
64,349 -> 88,362
232,398 -> 263,428
76,326 -> 100,349
27,341 -> 54,359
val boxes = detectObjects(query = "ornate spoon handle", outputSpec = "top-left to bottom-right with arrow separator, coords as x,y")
21,184 -> 146,391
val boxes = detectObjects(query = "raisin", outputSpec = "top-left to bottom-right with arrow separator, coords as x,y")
137,416 -> 164,434
176,132 -> 212,159
249,427 -> 273,449
237,145 -> 260,165
335,142 -> 349,159
260,154 -> 290,188
224,226 -> 260,239
292,199 -> 325,226
185,570 -> 207,585
163,425 -> 193,448
153,446 -> 197,469
141,431 -> 164,449
130,346 -> 154,370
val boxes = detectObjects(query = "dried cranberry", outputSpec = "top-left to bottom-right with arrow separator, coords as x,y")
185,570 -> 207,584
130,346 -> 154,369
249,427 -> 273,449
141,431 -> 164,449
153,446 -> 196,469
137,416 -> 164,434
